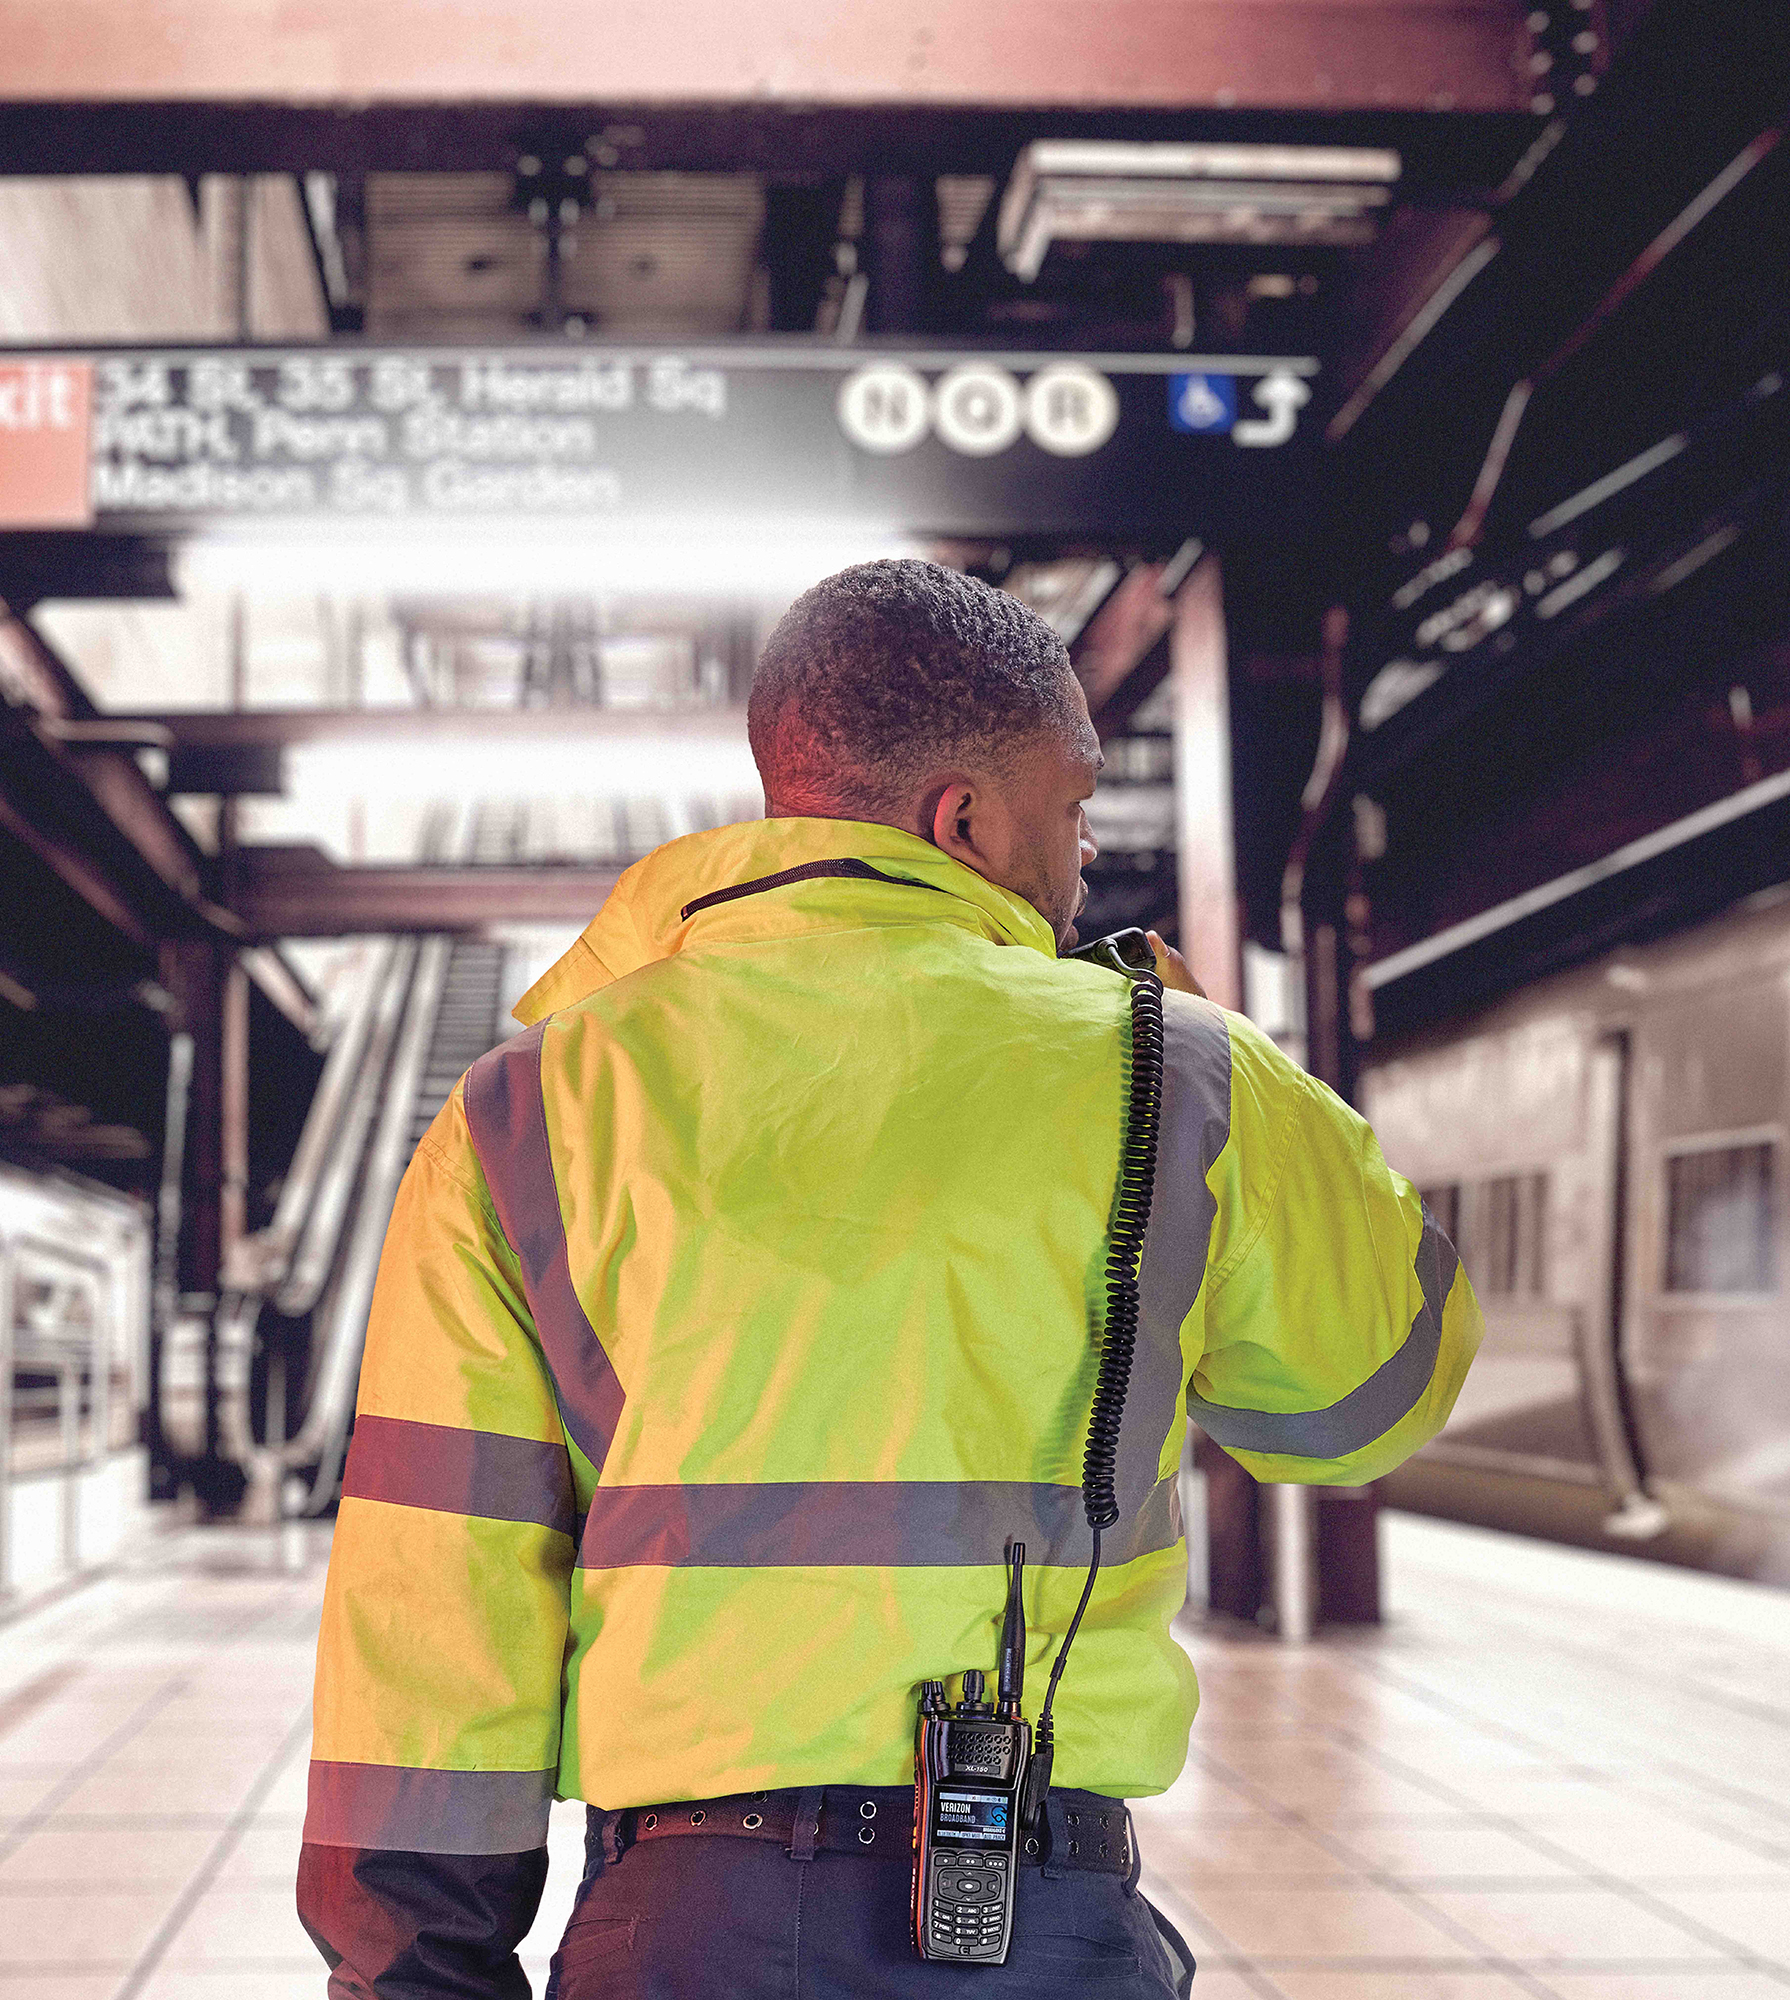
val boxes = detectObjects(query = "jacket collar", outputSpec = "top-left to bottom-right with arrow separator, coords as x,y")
513,817 -> 1059,1024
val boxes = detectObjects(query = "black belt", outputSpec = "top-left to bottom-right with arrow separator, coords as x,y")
593,1785 -> 1135,1876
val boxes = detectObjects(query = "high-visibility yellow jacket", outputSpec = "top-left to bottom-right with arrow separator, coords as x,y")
304,816 -> 1480,1860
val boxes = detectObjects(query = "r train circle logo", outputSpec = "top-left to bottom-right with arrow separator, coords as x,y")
837,362 -> 1119,459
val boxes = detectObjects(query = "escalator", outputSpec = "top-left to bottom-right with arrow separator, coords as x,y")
410,939 -> 507,1154
201,882 -> 514,1518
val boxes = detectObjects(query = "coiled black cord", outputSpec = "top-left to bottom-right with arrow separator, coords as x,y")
1025,963 -> 1165,1817
1083,966 -> 1166,1531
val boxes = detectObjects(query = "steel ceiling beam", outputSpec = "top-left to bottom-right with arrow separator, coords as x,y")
230,851 -> 629,937
0,101 -> 1537,189
1328,0 -> 1790,578
1074,558 -> 1176,719
0,780 -> 156,947
0,613 -> 237,949
1365,771 -> 1790,1041
0,722 -> 236,941
0,534 -> 178,610
0,2 -> 1533,115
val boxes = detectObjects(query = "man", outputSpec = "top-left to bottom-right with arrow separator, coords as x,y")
298,559 -> 1481,1997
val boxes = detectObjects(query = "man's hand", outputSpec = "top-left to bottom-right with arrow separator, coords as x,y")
1146,930 -> 1207,998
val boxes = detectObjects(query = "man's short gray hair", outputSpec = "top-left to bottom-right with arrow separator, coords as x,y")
748,558 -> 1081,817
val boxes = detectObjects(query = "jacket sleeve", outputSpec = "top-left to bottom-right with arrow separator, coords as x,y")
298,1086 -> 577,1996
1188,1008 -> 1483,1484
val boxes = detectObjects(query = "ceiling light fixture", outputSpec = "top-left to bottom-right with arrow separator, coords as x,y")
176,520 -> 917,603
998,140 -> 1401,281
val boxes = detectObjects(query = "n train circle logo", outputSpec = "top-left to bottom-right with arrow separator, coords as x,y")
837,362 -> 1119,459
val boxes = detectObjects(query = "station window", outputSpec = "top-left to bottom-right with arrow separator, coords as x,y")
1664,1141 -> 1777,1295
1479,1173 -> 1548,1297
1421,1184 -> 1460,1242
1426,1174 -> 1546,1297
7,1249 -> 107,1475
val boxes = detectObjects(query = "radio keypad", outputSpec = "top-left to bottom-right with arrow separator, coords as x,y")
930,1852 -> 1009,1957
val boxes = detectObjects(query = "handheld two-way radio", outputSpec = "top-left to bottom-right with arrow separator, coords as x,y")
912,928 -> 1165,1965
911,1546 -> 1031,1962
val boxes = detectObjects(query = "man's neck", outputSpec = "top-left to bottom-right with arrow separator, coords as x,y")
763,799 -> 932,846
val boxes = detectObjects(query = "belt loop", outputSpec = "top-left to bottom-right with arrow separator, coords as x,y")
1039,1793 -> 1070,1881
788,1786 -> 825,1862
584,1805 -> 626,1875
1123,1808 -> 1141,1896
602,1807 -> 629,1866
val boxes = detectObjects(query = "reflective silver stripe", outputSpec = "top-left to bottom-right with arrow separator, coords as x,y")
463,1023 -> 625,1477
304,1760 -> 555,1854
576,1473 -> 1181,1571
1124,996 -> 1231,1519
1189,1207 -> 1461,1460
341,1414 -> 575,1538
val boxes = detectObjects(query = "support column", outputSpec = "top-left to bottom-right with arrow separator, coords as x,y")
1316,1484 -> 1382,1624
1265,1482 -> 1317,1641
220,959 -> 250,1264
862,176 -> 934,335
1194,1433 -> 1263,1622
1172,557 -> 1261,1615
161,940 -> 248,1512
1294,608 -> 1382,1628
165,942 -> 224,1313
1172,556 -> 1243,1011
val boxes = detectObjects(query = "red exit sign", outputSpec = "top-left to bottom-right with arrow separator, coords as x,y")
0,360 -> 92,527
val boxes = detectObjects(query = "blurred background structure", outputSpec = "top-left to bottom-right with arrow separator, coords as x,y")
0,1 -> 1788,1990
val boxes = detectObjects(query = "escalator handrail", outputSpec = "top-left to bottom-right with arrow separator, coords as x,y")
297,934 -> 454,1510
212,935 -> 423,1479
255,936 -> 402,1308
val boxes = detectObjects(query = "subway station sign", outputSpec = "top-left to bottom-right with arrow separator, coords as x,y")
0,347 -> 1318,538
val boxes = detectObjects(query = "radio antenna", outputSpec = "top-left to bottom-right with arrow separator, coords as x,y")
997,1542 -> 1026,1717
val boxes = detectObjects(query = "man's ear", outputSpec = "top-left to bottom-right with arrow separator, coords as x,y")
928,777 -> 981,865
927,774 -> 1014,881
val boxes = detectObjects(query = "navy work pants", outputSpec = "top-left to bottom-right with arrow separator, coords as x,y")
545,1799 -> 1191,1999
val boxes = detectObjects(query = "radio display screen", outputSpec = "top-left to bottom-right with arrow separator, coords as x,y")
933,1790 -> 1011,1843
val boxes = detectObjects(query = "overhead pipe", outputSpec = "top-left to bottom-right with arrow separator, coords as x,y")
1448,125 -> 1783,551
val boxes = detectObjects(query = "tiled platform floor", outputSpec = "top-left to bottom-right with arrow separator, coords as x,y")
0,1513 -> 1787,1997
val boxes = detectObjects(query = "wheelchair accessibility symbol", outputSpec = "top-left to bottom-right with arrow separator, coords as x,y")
1169,372 -> 1236,433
